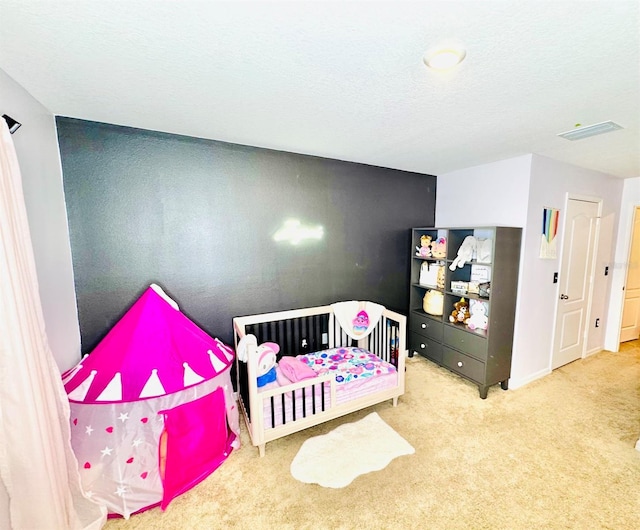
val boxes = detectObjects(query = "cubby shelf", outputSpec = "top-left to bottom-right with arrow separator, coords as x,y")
408,226 -> 522,398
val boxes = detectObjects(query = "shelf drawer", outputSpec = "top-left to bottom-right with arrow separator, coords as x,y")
410,313 -> 443,341
442,346 -> 485,383
443,324 -> 487,360
409,332 -> 443,363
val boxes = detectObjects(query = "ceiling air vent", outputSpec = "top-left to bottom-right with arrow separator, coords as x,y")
557,121 -> 623,141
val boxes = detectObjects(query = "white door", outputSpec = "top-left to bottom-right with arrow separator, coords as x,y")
552,198 -> 600,369
620,207 -> 640,342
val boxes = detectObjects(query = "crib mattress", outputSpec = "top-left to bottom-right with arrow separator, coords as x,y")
259,347 -> 397,429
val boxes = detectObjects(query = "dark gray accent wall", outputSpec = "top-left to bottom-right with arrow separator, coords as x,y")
56,118 -> 436,353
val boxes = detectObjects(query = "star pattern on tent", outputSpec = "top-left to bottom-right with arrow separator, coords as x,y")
115,485 -> 127,497
118,412 -> 130,423
100,446 -> 113,457
85,425 -> 94,435
132,438 -> 143,448
85,491 -> 94,498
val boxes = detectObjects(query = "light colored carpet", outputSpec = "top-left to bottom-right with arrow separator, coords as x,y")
105,342 -> 640,529
290,411 -> 415,488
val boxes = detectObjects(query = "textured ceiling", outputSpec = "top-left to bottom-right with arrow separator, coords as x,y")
1,1 -> 639,178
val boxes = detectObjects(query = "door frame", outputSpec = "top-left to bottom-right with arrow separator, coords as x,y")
614,203 -> 640,349
549,193 -> 602,369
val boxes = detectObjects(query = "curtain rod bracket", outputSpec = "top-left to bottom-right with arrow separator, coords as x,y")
2,114 -> 22,134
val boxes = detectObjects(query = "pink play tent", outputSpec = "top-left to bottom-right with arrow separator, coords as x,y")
62,284 -> 240,518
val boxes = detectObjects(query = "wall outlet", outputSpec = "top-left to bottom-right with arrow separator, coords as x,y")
595,318 -> 600,328
321,332 -> 328,344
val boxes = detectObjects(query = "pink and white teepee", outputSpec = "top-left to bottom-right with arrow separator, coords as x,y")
62,284 -> 240,518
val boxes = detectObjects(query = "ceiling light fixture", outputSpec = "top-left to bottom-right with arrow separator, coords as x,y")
423,46 -> 466,71
557,121 -> 623,141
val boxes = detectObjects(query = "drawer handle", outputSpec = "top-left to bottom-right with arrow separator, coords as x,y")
457,361 -> 463,367
420,343 -> 426,349
421,323 -> 427,329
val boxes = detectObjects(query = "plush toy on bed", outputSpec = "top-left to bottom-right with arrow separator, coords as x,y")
449,297 -> 470,325
256,342 -> 280,387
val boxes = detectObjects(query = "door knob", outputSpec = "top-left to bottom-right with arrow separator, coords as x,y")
560,294 -> 569,300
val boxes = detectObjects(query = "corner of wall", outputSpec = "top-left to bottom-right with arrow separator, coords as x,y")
1,68 -> 82,371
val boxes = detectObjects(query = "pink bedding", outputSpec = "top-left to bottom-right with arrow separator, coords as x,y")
258,347 -> 397,429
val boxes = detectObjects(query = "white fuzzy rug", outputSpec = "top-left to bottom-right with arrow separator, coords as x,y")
290,412 -> 415,488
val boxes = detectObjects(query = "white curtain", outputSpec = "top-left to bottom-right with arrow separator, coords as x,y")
0,120 -> 106,529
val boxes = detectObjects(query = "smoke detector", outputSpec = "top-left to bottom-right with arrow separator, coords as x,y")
558,121 -> 623,141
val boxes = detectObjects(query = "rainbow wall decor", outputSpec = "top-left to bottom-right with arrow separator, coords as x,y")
540,207 -> 559,259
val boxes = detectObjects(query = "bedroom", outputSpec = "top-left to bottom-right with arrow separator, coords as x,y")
1,1 -> 639,528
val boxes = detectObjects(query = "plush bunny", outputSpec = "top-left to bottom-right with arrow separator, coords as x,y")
467,300 -> 489,331
449,236 -> 477,270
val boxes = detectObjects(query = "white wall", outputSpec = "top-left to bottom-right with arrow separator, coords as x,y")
0,68 -> 81,371
605,177 -> 640,351
436,153 -> 624,390
514,155 -> 623,387
436,155 -> 532,227
436,155 -> 532,385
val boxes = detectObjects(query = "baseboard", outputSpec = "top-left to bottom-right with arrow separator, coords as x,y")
584,347 -> 601,357
508,367 -> 552,390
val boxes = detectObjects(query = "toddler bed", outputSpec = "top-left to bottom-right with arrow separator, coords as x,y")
233,301 -> 407,456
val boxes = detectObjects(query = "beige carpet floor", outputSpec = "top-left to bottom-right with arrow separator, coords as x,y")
105,342 -> 640,529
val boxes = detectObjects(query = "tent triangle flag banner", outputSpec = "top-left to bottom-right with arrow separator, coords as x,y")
61,284 -> 240,518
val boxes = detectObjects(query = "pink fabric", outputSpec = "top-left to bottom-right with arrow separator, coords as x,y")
159,387 -> 235,511
1,109 -> 107,529
278,356 -> 318,382
276,367 -> 292,386
63,286 -> 233,403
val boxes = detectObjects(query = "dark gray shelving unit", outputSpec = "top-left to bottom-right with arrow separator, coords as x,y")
409,226 -> 522,399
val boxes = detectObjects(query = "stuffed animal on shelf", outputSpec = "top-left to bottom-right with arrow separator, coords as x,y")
467,299 -> 489,331
476,238 -> 493,264
431,237 -> 447,259
415,235 -> 432,258
449,297 -> 470,325
423,289 -> 444,316
450,236 -> 476,270
436,263 -> 446,289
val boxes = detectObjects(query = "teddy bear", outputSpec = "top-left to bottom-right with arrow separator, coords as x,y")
467,300 -> 488,331
415,234 -> 432,258
449,297 -> 470,325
